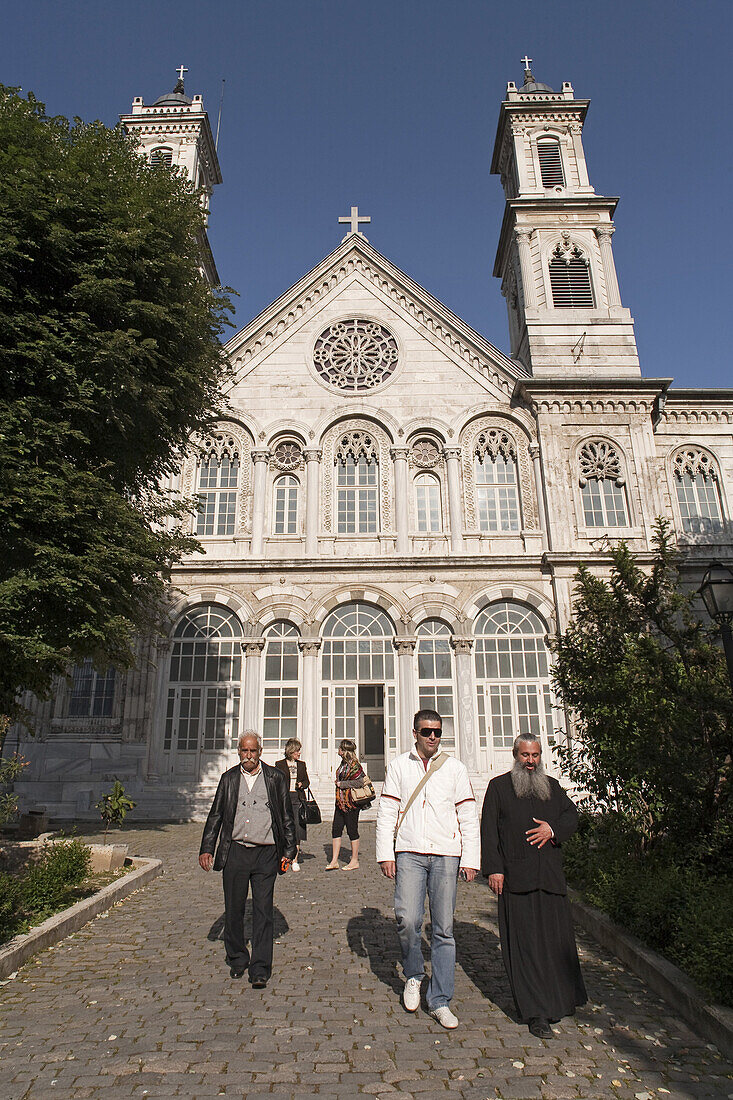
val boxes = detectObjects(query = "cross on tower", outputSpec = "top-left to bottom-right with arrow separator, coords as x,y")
521,55 -> 533,71
176,65 -> 188,83
339,206 -> 371,236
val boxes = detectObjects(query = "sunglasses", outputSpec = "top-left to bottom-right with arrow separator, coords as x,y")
415,727 -> 442,737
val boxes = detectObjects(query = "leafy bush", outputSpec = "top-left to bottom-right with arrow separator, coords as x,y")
0,839 -> 91,942
565,817 -> 733,1007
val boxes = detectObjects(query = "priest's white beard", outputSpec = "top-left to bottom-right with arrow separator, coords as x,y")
511,758 -> 551,800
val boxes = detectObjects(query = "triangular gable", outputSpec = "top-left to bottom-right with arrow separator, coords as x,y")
224,234 -> 527,401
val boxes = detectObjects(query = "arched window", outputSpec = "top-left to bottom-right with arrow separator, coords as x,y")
415,472 -> 442,533
549,238 -> 593,308
149,147 -> 173,167
416,620 -> 455,751
474,430 -> 521,532
68,659 -> 116,718
165,605 -> 242,761
474,602 -> 553,757
579,440 -> 629,527
262,622 -> 299,757
335,431 -> 379,533
673,449 -> 724,534
321,603 -> 395,682
273,475 -> 299,534
196,449 -> 239,536
537,138 -> 564,188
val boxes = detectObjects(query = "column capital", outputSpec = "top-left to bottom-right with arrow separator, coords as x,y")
393,635 -> 417,655
303,447 -> 322,463
390,446 -> 411,461
243,637 -> 265,655
251,448 -> 270,463
514,226 -> 534,241
443,447 -> 462,461
529,442 -> 541,460
594,224 -> 615,241
450,635 -> 474,654
298,637 -> 322,656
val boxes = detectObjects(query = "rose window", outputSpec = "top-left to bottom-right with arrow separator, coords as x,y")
273,441 -> 302,470
313,320 -> 398,392
412,440 -> 440,468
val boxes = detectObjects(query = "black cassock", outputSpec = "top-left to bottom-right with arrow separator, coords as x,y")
480,772 -> 587,1024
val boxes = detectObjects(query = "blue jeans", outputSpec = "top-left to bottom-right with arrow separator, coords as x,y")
394,852 -> 460,1010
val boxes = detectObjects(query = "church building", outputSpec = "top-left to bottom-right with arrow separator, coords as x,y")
12,65 -> 733,819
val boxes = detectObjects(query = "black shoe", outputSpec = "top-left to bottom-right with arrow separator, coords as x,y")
528,1017 -> 552,1039
250,976 -> 268,989
230,966 -> 246,979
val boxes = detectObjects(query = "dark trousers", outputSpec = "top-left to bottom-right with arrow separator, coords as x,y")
222,843 -> 278,979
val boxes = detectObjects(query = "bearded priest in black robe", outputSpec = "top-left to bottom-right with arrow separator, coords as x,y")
480,735 -> 587,1038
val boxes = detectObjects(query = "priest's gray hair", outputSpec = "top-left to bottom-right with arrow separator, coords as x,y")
238,730 -> 263,749
512,734 -> 542,757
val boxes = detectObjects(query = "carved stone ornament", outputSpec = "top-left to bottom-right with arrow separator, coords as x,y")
313,319 -> 398,392
673,447 -> 719,482
411,439 -> 441,469
272,440 -> 303,472
461,417 -> 538,531
321,418 -> 393,533
552,233 -> 589,267
579,440 -> 624,487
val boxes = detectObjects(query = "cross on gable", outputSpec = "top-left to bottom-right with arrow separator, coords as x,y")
339,206 -> 371,238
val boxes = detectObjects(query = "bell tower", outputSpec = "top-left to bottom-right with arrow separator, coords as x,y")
120,68 -> 222,285
491,61 -> 639,377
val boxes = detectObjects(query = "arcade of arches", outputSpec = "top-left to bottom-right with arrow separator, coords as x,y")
156,599 -> 557,787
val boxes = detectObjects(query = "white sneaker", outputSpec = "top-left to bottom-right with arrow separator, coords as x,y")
403,977 -> 422,1012
430,1005 -> 459,1029
291,861 -> 300,872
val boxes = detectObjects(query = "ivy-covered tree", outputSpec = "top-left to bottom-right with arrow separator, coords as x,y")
551,520 -> 732,857
0,86 -> 232,719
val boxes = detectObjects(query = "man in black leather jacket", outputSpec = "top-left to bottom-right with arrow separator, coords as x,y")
199,731 -> 296,988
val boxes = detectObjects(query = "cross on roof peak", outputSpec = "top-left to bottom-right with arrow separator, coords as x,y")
339,205 -> 371,240
521,55 -> 533,72
176,65 -> 188,83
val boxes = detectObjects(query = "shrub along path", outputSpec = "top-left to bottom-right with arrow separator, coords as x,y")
0,822 -> 731,1100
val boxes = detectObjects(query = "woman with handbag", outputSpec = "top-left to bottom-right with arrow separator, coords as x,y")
325,739 -> 368,871
275,738 -> 310,872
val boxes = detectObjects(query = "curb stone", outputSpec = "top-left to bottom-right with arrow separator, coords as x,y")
569,888 -> 733,1060
0,856 -> 163,979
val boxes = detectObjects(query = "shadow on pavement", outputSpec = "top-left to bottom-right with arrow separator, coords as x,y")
206,905 -> 289,942
347,905 -> 403,994
453,918 -> 519,1023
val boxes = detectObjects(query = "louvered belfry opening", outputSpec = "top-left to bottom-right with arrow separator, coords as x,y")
150,148 -> 173,167
549,245 -> 594,308
537,140 -> 564,188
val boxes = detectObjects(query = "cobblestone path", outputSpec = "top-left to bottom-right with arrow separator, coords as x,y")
1,823 -> 731,1100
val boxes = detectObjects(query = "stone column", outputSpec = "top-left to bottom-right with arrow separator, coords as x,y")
298,637 -> 321,765
529,442 -> 550,552
451,636 -> 479,773
304,447 -> 322,557
391,447 -> 410,555
443,448 -> 464,553
511,124 -> 531,193
595,225 -> 622,308
394,636 -> 417,752
250,449 -> 270,556
242,638 -> 265,732
514,227 -> 537,309
145,638 -> 171,781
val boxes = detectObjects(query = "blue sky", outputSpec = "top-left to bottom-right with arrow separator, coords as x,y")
3,0 -> 731,389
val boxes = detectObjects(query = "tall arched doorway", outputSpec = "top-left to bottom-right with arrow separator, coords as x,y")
164,604 -> 242,783
320,602 -> 397,780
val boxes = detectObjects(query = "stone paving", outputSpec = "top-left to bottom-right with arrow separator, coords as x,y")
0,822 -> 731,1100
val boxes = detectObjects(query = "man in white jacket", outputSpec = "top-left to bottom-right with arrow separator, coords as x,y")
376,709 -> 480,1029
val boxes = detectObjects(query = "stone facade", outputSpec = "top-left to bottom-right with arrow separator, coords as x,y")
11,69 -> 733,820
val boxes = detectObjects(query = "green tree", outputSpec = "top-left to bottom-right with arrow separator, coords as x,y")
0,86 -> 233,718
551,520 -> 732,857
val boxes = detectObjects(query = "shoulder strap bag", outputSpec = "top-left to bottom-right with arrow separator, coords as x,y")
394,753 -> 449,840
